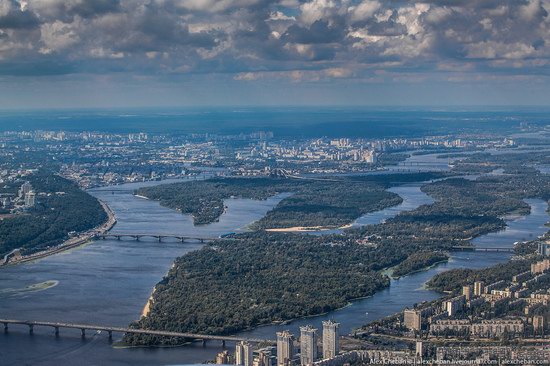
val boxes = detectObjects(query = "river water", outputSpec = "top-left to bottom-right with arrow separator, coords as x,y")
1,155 -> 549,366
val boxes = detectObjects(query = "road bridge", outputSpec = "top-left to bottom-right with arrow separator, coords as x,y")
1,319 -> 274,346
451,246 -> 515,253
96,233 -> 218,243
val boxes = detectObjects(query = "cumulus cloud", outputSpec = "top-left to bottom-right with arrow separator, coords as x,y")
0,0 -> 549,81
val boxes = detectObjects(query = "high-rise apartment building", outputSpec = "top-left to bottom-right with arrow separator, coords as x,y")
300,326 -> 317,366
322,320 -> 340,359
25,191 -> 36,207
236,341 -> 254,366
276,331 -> 294,366
474,281 -> 485,296
463,285 -> 472,301
404,309 -> 422,331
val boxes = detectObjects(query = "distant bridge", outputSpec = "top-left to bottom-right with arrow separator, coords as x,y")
0,319 -> 274,346
96,233 -> 218,243
451,246 -> 515,253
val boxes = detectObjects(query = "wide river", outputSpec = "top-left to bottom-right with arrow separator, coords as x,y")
1,155 -> 549,366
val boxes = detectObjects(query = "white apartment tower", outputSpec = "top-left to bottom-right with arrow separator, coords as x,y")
276,331 -> 294,366
322,320 -> 340,359
299,326 -> 317,366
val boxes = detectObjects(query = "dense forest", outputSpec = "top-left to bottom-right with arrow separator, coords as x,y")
136,173 -> 445,228
0,172 -> 107,257
124,232 -> 390,345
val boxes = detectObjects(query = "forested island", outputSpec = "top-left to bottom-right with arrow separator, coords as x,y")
135,173 -> 445,229
392,251 -> 449,278
0,172 -> 108,257
126,163 -> 550,346
124,232 -> 390,345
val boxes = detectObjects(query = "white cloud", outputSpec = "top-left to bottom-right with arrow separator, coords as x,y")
349,1 -> 380,22
39,20 -> 80,54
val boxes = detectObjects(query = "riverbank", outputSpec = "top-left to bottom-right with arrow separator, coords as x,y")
141,288 -> 156,318
265,224 -> 352,232
0,200 -> 117,267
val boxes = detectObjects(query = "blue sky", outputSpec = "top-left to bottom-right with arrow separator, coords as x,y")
1,0 -> 550,108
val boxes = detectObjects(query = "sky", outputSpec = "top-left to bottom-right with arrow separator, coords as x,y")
1,0 -> 550,108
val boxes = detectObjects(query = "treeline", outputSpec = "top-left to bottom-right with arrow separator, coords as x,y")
392,251 -> 449,278
124,232 -> 390,345
135,173 -> 446,228
0,172 -> 107,256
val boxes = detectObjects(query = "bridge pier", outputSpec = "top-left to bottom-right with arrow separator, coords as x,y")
3,322 -> 7,332
202,339 -> 207,347
55,326 -> 59,336
108,330 -> 112,340
222,340 -> 226,347
158,236 -> 162,242
81,328 -> 86,338
29,324 -> 34,335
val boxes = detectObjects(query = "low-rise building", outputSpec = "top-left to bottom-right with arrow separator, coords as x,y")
430,320 -> 470,336
470,319 -> 524,339
531,259 -> 550,275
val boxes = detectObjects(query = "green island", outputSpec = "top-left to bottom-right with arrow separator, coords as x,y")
392,251 -> 449,278
135,173 -> 445,228
126,163 -> 550,346
0,171 -> 108,257
124,232 -> 390,346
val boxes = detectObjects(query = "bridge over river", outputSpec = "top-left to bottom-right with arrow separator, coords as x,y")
1,319 -> 274,346
96,233 -> 220,243
451,246 -> 515,253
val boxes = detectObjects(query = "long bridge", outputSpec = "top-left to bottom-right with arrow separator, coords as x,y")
96,233 -> 219,243
451,246 -> 515,253
0,319 -> 274,346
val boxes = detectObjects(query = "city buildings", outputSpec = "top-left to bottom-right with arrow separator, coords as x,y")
474,281 -> 484,296
300,326 -> 318,366
470,319 -> 525,339
321,321 -> 339,360
531,259 -> 550,274
444,295 -> 465,317
462,285 -> 472,301
236,341 -> 254,366
276,331 -> 294,366
403,309 -> 422,332
216,350 -> 231,365
538,242 -> 550,257
24,191 -> 36,207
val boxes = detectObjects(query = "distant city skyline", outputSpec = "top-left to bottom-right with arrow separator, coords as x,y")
1,0 -> 550,108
